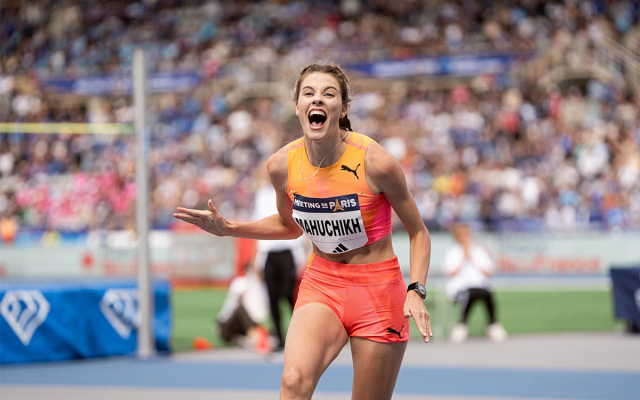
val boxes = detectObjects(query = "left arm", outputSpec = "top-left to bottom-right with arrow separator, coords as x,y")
473,245 -> 495,277
365,142 -> 433,343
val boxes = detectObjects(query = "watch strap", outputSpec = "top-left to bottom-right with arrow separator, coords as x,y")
407,282 -> 426,299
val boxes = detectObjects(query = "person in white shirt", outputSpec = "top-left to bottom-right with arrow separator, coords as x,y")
217,264 -> 270,345
252,180 -> 308,351
442,222 -> 507,343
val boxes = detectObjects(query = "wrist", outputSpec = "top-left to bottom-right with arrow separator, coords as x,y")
407,282 -> 427,299
222,221 -> 233,237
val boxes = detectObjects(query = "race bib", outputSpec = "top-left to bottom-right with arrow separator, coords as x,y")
292,193 -> 368,254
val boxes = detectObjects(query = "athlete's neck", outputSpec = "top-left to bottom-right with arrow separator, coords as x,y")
305,130 -> 350,168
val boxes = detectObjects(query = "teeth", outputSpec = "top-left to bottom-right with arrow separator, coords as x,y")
309,110 -> 326,117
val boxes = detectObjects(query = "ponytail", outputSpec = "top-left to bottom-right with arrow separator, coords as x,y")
339,115 -> 352,131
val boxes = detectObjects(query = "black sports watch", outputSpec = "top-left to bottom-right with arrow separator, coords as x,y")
407,282 -> 426,299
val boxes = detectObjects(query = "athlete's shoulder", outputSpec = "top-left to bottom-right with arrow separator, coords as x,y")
267,144 -> 290,192
348,131 -> 375,149
269,137 -> 302,167
365,141 -> 400,174
364,141 -> 405,194
286,136 -> 305,152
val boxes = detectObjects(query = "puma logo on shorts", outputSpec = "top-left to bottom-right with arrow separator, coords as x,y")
386,325 -> 404,339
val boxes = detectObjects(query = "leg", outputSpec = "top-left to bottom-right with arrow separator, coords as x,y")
477,288 -> 508,341
347,276 -> 408,400
264,252 -> 285,347
483,289 -> 497,324
467,288 -> 495,324
281,250 -> 296,309
456,290 -> 473,324
219,304 -> 255,342
281,303 -> 349,400
350,337 -> 407,400
267,250 -> 297,348
451,290 -> 473,343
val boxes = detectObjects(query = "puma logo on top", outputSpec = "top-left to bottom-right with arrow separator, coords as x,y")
341,164 -> 360,179
386,325 -> 404,339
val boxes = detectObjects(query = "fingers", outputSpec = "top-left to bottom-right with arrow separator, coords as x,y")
405,298 -> 431,343
173,202 -> 227,237
422,312 -> 433,342
172,213 -> 198,224
417,311 -> 430,343
175,207 -> 209,217
173,200 -> 219,220
208,199 -> 217,214
403,304 -> 411,319
173,204 -> 210,226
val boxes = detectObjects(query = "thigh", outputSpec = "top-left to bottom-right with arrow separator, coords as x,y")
235,304 -> 256,333
346,278 -> 409,343
350,337 -> 407,400
467,288 -> 490,306
282,303 -> 349,395
469,287 -> 489,298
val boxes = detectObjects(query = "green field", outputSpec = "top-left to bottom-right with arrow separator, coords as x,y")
171,288 -> 619,352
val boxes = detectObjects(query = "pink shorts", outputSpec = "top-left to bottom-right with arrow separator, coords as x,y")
294,254 -> 409,343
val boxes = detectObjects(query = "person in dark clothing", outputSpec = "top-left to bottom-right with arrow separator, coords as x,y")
261,249 -> 297,350
252,182 -> 307,351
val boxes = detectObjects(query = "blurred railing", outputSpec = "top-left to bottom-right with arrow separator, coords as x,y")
596,36 -> 640,93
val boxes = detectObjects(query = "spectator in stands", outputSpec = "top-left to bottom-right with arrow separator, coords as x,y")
443,222 -> 507,343
1,0 -> 639,236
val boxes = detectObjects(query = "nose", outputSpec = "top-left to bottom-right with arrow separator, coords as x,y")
312,97 -> 324,106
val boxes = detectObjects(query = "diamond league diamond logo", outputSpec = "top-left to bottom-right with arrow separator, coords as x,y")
0,290 -> 51,346
100,289 -> 140,339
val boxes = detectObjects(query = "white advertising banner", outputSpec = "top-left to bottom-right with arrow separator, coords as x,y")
393,231 -> 640,276
1,231 -> 638,279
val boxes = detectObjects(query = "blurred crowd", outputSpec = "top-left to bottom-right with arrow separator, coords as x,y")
1,0 -> 639,237
2,0 -> 637,79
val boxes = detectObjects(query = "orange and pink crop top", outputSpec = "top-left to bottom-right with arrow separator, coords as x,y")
286,132 -> 392,254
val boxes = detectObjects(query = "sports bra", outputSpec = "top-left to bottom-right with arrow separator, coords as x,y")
286,131 -> 392,254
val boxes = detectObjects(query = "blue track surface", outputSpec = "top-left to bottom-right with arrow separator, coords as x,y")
1,358 -> 638,400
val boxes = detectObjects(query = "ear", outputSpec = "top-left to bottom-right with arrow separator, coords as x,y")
341,103 -> 348,118
295,102 -> 299,117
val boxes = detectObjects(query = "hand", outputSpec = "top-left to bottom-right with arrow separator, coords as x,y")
403,290 -> 433,343
173,199 -> 229,236
463,244 -> 471,260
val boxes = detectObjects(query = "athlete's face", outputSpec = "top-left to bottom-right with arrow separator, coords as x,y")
295,72 -> 347,141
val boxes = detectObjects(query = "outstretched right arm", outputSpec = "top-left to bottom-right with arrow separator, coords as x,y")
173,146 -> 303,240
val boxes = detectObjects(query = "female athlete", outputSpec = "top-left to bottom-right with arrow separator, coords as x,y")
174,62 -> 433,400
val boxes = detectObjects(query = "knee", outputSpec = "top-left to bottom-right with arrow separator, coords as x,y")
281,367 -> 313,399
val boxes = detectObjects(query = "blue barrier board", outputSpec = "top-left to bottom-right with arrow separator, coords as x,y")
0,280 -> 171,364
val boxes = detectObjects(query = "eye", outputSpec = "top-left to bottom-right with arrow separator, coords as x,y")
324,93 -> 335,98
304,92 -> 313,96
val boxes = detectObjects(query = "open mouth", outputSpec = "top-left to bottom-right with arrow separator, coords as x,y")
308,109 -> 327,129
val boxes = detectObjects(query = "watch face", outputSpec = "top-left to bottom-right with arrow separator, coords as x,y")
409,283 -> 426,298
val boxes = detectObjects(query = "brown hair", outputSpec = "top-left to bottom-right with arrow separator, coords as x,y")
292,62 -> 353,131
